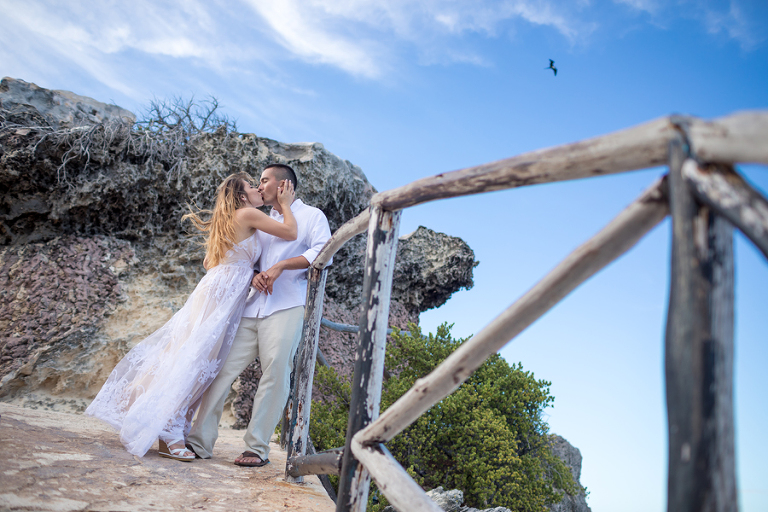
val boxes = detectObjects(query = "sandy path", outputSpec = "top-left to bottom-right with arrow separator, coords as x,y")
0,403 -> 335,512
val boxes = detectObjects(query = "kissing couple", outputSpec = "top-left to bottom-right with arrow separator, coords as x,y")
86,163 -> 331,467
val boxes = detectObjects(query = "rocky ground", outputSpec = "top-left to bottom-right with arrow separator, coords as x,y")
0,403 -> 334,512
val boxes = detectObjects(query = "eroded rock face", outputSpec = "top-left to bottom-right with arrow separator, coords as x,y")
0,77 -> 135,129
0,78 -> 477,420
547,435 -> 591,512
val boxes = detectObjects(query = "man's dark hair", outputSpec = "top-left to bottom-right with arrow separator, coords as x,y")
264,164 -> 298,191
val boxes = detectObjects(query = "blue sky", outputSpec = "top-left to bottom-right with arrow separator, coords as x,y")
2,1 -> 767,510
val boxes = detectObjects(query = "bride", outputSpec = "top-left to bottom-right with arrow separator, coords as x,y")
86,172 -> 296,461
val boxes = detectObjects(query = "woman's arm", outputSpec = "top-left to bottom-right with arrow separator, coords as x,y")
237,208 -> 298,240
236,180 -> 298,240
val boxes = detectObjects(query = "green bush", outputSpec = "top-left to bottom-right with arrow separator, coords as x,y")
310,323 -> 579,511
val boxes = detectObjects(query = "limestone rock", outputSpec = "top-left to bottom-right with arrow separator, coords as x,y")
547,434 -> 591,512
379,439 -> 592,512
0,80 -> 477,419
382,486 -> 509,512
0,77 -> 135,129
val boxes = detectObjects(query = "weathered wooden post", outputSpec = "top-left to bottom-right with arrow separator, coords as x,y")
285,266 -> 329,483
665,135 -> 737,512
337,205 -> 401,512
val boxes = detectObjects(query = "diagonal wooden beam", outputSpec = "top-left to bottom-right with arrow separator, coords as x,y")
682,160 -> 768,260
354,177 -> 669,447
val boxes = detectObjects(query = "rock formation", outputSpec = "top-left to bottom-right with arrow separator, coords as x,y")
0,78 -> 591,511
0,78 -> 477,426
547,434 -> 592,512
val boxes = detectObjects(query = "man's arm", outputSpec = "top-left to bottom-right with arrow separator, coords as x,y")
300,211 -> 332,266
251,255 -> 309,294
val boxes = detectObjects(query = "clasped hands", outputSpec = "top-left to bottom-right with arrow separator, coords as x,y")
252,264 -> 283,295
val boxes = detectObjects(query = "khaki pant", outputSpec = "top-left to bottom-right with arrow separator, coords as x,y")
187,306 -> 304,460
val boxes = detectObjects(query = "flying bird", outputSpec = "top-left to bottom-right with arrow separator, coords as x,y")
546,59 -> 557,76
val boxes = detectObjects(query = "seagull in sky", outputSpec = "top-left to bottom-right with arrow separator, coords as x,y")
546,59 -> 557,76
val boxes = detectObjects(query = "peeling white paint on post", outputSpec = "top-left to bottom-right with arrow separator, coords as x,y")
285,266 -> 328,483
336,206 -> 401,512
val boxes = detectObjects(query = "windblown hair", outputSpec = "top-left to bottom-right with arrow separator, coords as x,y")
183,172 -> 254,269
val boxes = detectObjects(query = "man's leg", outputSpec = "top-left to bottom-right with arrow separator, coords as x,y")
241,306 -> 304,461
187,317 -> 260,458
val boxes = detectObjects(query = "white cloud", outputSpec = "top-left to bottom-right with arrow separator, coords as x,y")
0,0 -> 246,96
612,0 -> 767,49
701,0 -> 766,50
612,0 -> 660,13
0,0 -> 763,96
240,0 -> 593,77
241,0 -> 385,78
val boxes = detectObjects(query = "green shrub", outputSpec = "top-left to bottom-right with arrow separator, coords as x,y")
310,323 -> 579,511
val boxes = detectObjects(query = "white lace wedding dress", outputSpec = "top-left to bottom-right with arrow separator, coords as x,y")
86,233 -> 261,456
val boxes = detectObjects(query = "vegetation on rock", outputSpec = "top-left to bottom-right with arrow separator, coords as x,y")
310,323 -> 580,512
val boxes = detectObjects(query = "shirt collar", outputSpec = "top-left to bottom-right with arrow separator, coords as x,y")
270,198 -> 304,218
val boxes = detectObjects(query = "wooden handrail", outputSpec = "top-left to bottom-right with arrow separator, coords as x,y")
352,178 -> 669,447
286,448 -> 343,478
280,110 -> 767,512
312,207 -> 371,270
371,111 -> 768,211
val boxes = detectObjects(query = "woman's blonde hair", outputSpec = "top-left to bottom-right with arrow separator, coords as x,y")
183,172 -> 255,269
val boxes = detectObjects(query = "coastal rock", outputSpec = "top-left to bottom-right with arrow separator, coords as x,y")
382,487 -> 508,512
548,434 -> 591,512
0,78 -> 477,419
383,478 -> 590,512
0,77 -> 135,129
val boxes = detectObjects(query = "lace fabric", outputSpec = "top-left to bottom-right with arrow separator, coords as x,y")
85,233 -> 261,456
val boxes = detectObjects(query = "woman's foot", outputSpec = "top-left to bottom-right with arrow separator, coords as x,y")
159,439 -> 195,462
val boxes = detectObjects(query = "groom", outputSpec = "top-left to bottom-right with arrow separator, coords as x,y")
187,163 -> 331,466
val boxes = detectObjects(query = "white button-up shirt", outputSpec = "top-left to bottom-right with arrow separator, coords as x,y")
242,199 -> 331,319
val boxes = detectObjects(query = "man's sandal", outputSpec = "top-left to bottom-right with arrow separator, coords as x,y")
158,439 -> 195,462
234,451 -> 269,467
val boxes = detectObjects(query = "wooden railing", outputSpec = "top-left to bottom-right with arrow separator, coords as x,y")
282,111 -> 768,512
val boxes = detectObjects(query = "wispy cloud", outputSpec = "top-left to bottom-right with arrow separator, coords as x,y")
700,0 -> 766,50
241,0 -> 592,77
0,0 -> 247,98
0,0 -> 763,94
612,0 -> 767,50
612,0 -> 660,13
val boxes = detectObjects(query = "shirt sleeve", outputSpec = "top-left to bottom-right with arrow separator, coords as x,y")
301,210 -> 332,266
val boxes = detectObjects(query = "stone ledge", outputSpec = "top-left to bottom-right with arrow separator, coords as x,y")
0,403 -> 334,512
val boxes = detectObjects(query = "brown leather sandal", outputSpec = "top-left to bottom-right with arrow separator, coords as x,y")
234,451 -> 269,467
